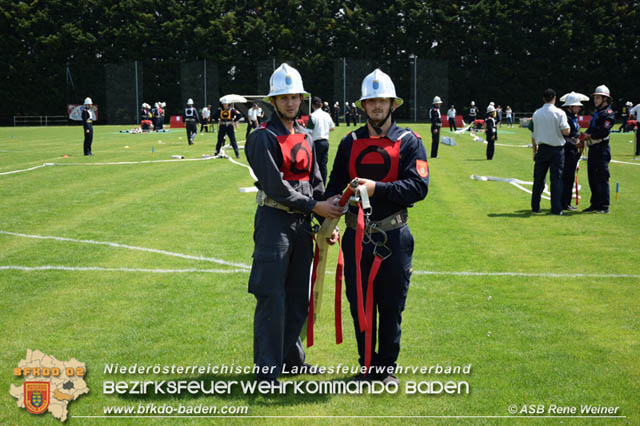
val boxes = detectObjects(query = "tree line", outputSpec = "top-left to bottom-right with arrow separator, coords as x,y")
1,0 -> 638,124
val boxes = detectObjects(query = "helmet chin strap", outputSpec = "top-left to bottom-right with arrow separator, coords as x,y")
368,106 -> 394,135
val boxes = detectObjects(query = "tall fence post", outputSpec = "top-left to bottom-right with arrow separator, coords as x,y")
135,60 -> 139,123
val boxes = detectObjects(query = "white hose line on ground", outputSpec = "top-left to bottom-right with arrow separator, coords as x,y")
221,142 -> 258,181
0,164 -> 50,176
2,264 -> 638,279
471,175 -> 551,200
0,230 -> 250,270
470,132 -> 529,148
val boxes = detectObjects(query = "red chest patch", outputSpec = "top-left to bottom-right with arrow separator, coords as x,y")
277,133 -> 313,181
349,137 -> 401,182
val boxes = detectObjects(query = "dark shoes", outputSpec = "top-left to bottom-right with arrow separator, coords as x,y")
597,209 -> 610,214
551,211 -> 566,216
583,206 -> 598,212
564,205 -> 577,211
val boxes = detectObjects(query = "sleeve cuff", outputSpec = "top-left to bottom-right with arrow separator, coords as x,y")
305,199 -> 318,214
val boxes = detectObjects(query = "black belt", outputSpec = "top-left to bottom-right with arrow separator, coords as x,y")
345,209 -> 408,232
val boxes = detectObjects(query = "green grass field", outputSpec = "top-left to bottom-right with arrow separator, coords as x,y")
1,122 -> 638,425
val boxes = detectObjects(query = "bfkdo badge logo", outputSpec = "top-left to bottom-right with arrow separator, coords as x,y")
24,381 -> 50,414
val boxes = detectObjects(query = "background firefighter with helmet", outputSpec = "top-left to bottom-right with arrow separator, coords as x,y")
245,63 -> 342,384
325,68 -> 429,384
582,84 -> 615,214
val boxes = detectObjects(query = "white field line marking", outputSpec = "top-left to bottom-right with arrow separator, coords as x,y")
611,159 -> 640,166
471,174 -> 551,200
0,230 -> 250,270
0,265 -> 247,273
2,265 -> 638,279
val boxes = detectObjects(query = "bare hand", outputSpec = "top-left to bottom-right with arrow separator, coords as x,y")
327,228 -> 340,246
86,130 -> 90,133
313,200 -> 344,219
357,178 -> 376,197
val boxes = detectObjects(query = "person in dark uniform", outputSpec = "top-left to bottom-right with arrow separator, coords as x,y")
430,96 -> 443,158
344,102 -> 352,126
617,101 -> 631,132
183,98 -> 200,145
468,101 -> 477,129
245,63 -> 343,384
325,69 -> 429,385
213,99 -> 242,158
333,102 -> 341,126
560,93 -> 583,211
157,102 -> 166,131
152,102 -> 160,131
485,104 -> 497,160
583,85 -> 615,214
81,97 -> 94,156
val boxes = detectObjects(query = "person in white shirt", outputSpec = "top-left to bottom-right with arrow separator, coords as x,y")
246,103 -> 264,139
447,105 -> 457,131
307,96 -> 335,183
201,105 -> 211,133
630,103 -> 640,157
531,88 -> 571,215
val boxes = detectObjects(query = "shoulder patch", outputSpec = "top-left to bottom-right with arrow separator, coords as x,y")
416,159 -> 429,178
412,130 -> 422,139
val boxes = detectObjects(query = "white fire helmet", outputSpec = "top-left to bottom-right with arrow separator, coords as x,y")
489,101 -> 495,106
220,96 -> 230,105
264,63 -> 309,101
487,105 -> 496,113
471,101 -> 475,106
433,96 -> 442,104
626,101 -> 632,107
562,93 -> 584,107
356,68 -> 403,109
187,98 -> 194,105
154,102 -> 159,108
84,97 -> 92,105
592,85 -> 611,99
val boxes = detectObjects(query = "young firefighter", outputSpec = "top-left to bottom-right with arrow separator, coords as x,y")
560,93 -> 583,211
485,104 -> 497,160
81,97 -> 94,156
582,85 -> 615,214
183,98 -> 200,145
430,96 -> 443,158
213,99 -> 242,158
245,63 -> 342,384
325,69 -> 429,384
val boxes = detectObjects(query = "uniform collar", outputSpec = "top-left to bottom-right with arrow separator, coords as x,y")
356,121 -> 403,140
267,111 -> 303,135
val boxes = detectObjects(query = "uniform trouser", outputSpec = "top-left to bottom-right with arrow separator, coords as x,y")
314,139 -> 329,184
201,118 -> 209,132
249,206 -> 314,381
587,142 -> 611,210
342,225 -> 413,372
83,128 -> 93,155
486,137 -> 495,160
562,143 -> 580,209
158,117 -> 164,130
448,118 -> 457,131
216,124 -> 239,157
636,126 -> 640,155
186,120 -> 197,143
531,144 -> 564,214
430,125 -> 440,158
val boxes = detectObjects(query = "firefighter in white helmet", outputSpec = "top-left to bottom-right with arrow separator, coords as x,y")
245,63 -> 342,384
582,85 -> 615,213
617,101 -> 632,132
468,100 -> 477,127
561,93 -> 583,211
485,105 -> 497,159
183,98 -> 200,145
82,97 -> 94,156
631,102 -> 640,157
325,68 -> 429,384
430,96 -> 443,158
